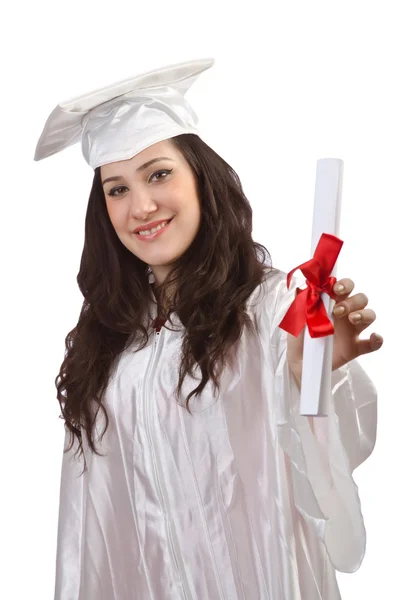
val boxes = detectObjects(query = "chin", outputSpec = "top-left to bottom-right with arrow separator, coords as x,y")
148,257 -> 179,268
143,247 -> 186,266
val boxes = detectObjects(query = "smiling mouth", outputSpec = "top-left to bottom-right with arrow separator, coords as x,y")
133,218 -> 174,241
136,218 -> 173,236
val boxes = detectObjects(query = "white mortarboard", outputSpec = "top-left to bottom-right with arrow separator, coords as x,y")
34,57 -> 214,170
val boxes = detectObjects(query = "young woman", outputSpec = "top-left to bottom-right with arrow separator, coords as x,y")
35,58 -> 383,600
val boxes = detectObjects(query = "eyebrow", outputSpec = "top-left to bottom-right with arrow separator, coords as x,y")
101,157 -> 174,186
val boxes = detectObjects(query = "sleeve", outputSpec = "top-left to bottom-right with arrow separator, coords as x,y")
53,427 -> 85,600
267,268 -> 377,573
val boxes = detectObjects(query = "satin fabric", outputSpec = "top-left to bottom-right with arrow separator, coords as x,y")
279,233 -> 343,338
54,268 -> 377,599
33,58 -> 212,169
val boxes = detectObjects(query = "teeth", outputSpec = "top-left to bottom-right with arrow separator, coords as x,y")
138,220 -> 169,236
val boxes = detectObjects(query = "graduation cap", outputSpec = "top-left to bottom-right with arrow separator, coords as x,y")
34,57 -> 214,170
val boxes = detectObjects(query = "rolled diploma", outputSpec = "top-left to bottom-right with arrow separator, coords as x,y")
300,158 -> 344,416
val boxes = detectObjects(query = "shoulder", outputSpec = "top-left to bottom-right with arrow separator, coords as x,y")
247,267 -> 305,329
247,267 -> 287,311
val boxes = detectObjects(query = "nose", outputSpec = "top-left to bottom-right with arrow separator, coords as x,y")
129,188 -> 158,220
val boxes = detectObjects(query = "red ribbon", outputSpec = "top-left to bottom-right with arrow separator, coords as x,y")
279,233 -> 344,338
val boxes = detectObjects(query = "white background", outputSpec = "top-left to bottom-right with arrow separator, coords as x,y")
2,1 -> 394,598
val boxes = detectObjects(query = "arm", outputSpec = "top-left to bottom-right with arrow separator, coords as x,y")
265,269 -> 378,572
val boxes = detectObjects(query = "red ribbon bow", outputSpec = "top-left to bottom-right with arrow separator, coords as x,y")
279,233 -> 344,338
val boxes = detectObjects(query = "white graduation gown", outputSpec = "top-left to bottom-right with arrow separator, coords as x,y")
53,268 -> 377,600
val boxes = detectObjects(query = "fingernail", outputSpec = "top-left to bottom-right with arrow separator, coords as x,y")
334,305 -> 345,315
335,284 -> 345,293
351,313 -> 362,322
373,333 -> 383,344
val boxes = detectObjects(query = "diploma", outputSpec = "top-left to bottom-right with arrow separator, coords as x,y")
300,158 -> 344,415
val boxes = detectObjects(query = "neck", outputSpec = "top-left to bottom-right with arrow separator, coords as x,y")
150,283 -> 169,320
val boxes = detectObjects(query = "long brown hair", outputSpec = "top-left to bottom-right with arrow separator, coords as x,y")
55,133 -> 273,471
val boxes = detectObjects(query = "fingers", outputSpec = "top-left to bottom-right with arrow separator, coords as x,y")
332,277 -> 384,358
333,278 -> 355,297
356,332 -> 384,356
333,292 -> 369,318
346,308 -> 376,329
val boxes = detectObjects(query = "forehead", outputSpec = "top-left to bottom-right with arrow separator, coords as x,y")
100,139 -> 178,178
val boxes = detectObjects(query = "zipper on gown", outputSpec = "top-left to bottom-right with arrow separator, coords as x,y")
145,315 -> 191,599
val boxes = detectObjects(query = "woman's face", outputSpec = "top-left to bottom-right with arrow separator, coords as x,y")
101,139 -> 201,285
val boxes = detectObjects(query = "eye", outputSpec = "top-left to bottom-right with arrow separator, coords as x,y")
108,185 -> 128,197
149,169 -> 172,183
107,170 -> 172,197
